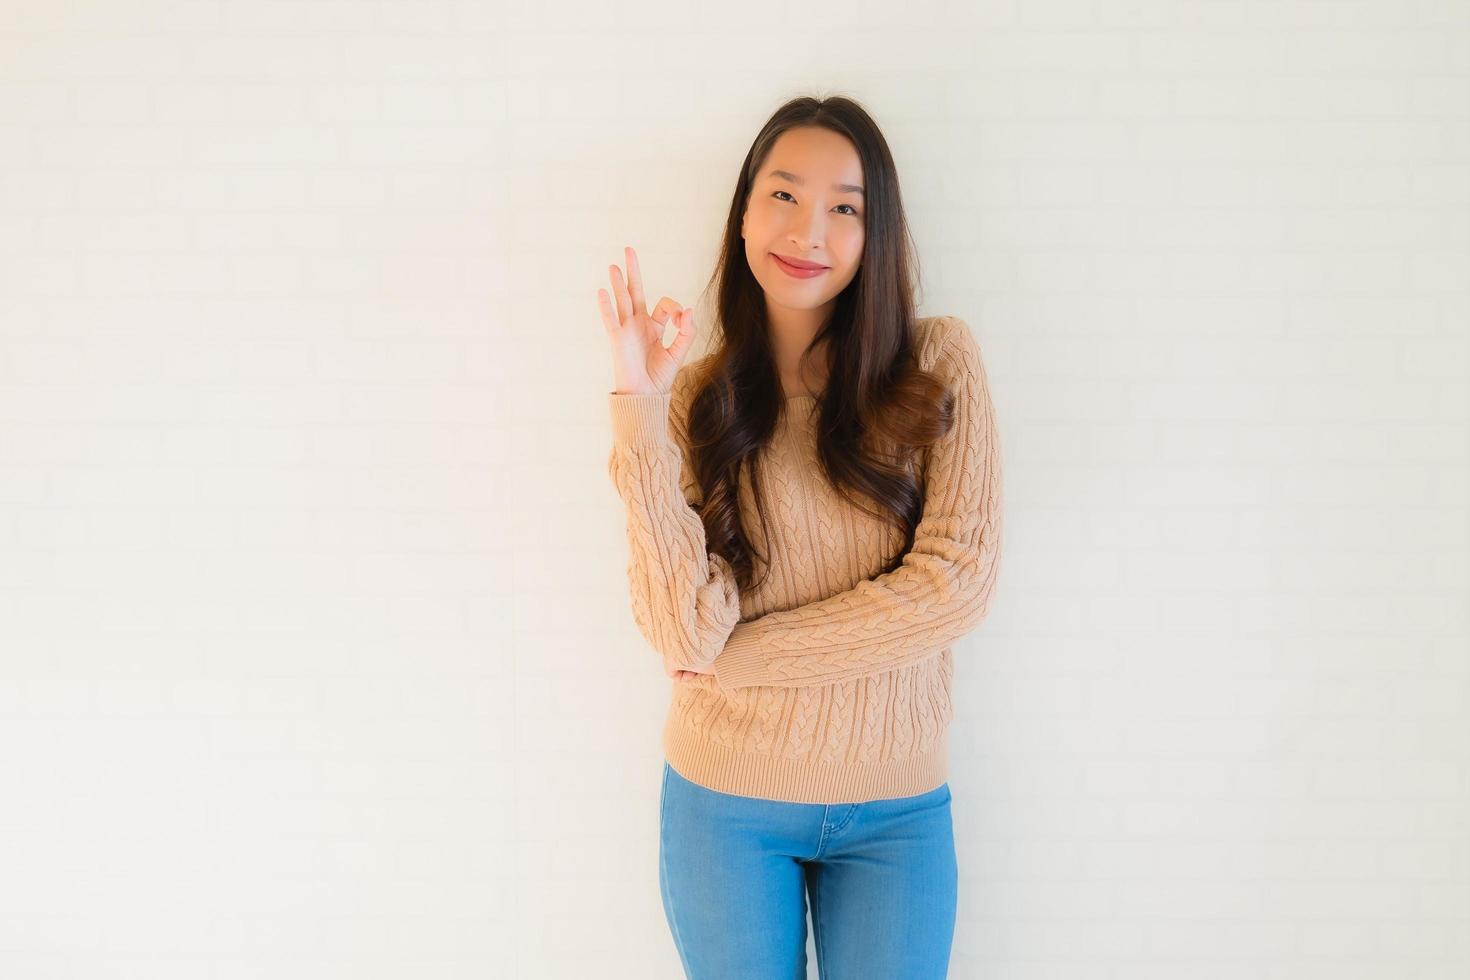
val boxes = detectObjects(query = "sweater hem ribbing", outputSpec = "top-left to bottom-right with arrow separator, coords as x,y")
661,710 -> 948,805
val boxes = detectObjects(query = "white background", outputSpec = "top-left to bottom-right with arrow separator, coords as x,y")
1,1 -> 1466,978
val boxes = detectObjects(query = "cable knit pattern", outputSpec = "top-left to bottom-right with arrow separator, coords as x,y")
607,315 -> 1003,803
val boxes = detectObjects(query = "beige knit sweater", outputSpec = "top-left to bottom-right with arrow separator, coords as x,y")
607,314 -> 1003,804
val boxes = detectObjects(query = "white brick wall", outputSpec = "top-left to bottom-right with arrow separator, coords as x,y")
0,1 -> 1465,977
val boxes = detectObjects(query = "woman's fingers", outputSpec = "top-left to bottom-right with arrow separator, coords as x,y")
665,306 -> 696,365
595,288 -> 617,336
650,296 -> 680,326
624,246 -> 648,319
649,296 -> 684,347
606,245 -> 648,328
602,248 -> 686,358
672,669 -> 719,692
601,289 -> 675,338
608,261 -> 632,326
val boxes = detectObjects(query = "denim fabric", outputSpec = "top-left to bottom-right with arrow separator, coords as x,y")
658,760 -> 958,979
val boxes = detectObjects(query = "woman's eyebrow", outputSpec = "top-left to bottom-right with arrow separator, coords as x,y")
765,168 -> 865,197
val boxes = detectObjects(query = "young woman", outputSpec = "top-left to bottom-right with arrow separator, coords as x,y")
598,95 -> 1003,979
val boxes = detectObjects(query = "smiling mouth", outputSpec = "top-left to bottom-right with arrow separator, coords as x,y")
771,253 -> 829,277
772,253 -> 828,270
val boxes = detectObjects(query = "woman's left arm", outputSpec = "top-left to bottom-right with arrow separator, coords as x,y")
709,316 -> 1004,690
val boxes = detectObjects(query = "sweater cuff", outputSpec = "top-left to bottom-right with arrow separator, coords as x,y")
608,389 -> 673,448
712,629 -> 770,689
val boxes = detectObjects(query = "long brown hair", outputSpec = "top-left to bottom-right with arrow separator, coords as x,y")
685,95 -> 957,594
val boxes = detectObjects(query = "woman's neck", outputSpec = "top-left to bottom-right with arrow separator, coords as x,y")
768,308 -> 831,398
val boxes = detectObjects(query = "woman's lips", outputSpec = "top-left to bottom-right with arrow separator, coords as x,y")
771,253 -> 829,279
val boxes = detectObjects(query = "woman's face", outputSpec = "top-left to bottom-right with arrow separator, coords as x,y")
742,126 -> 866,315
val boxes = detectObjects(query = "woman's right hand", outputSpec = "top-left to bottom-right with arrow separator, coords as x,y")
598,245 -> 699,395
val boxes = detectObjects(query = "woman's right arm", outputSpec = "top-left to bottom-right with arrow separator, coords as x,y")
607,364 -> 743,677
598,245 -> 741,678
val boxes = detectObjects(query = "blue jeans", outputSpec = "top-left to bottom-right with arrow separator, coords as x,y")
658,760 -> 957,979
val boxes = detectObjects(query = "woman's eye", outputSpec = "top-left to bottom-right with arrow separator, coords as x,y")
773,190 -> 860,216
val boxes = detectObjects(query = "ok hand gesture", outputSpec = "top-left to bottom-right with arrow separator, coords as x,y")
598,246 -> 699,396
